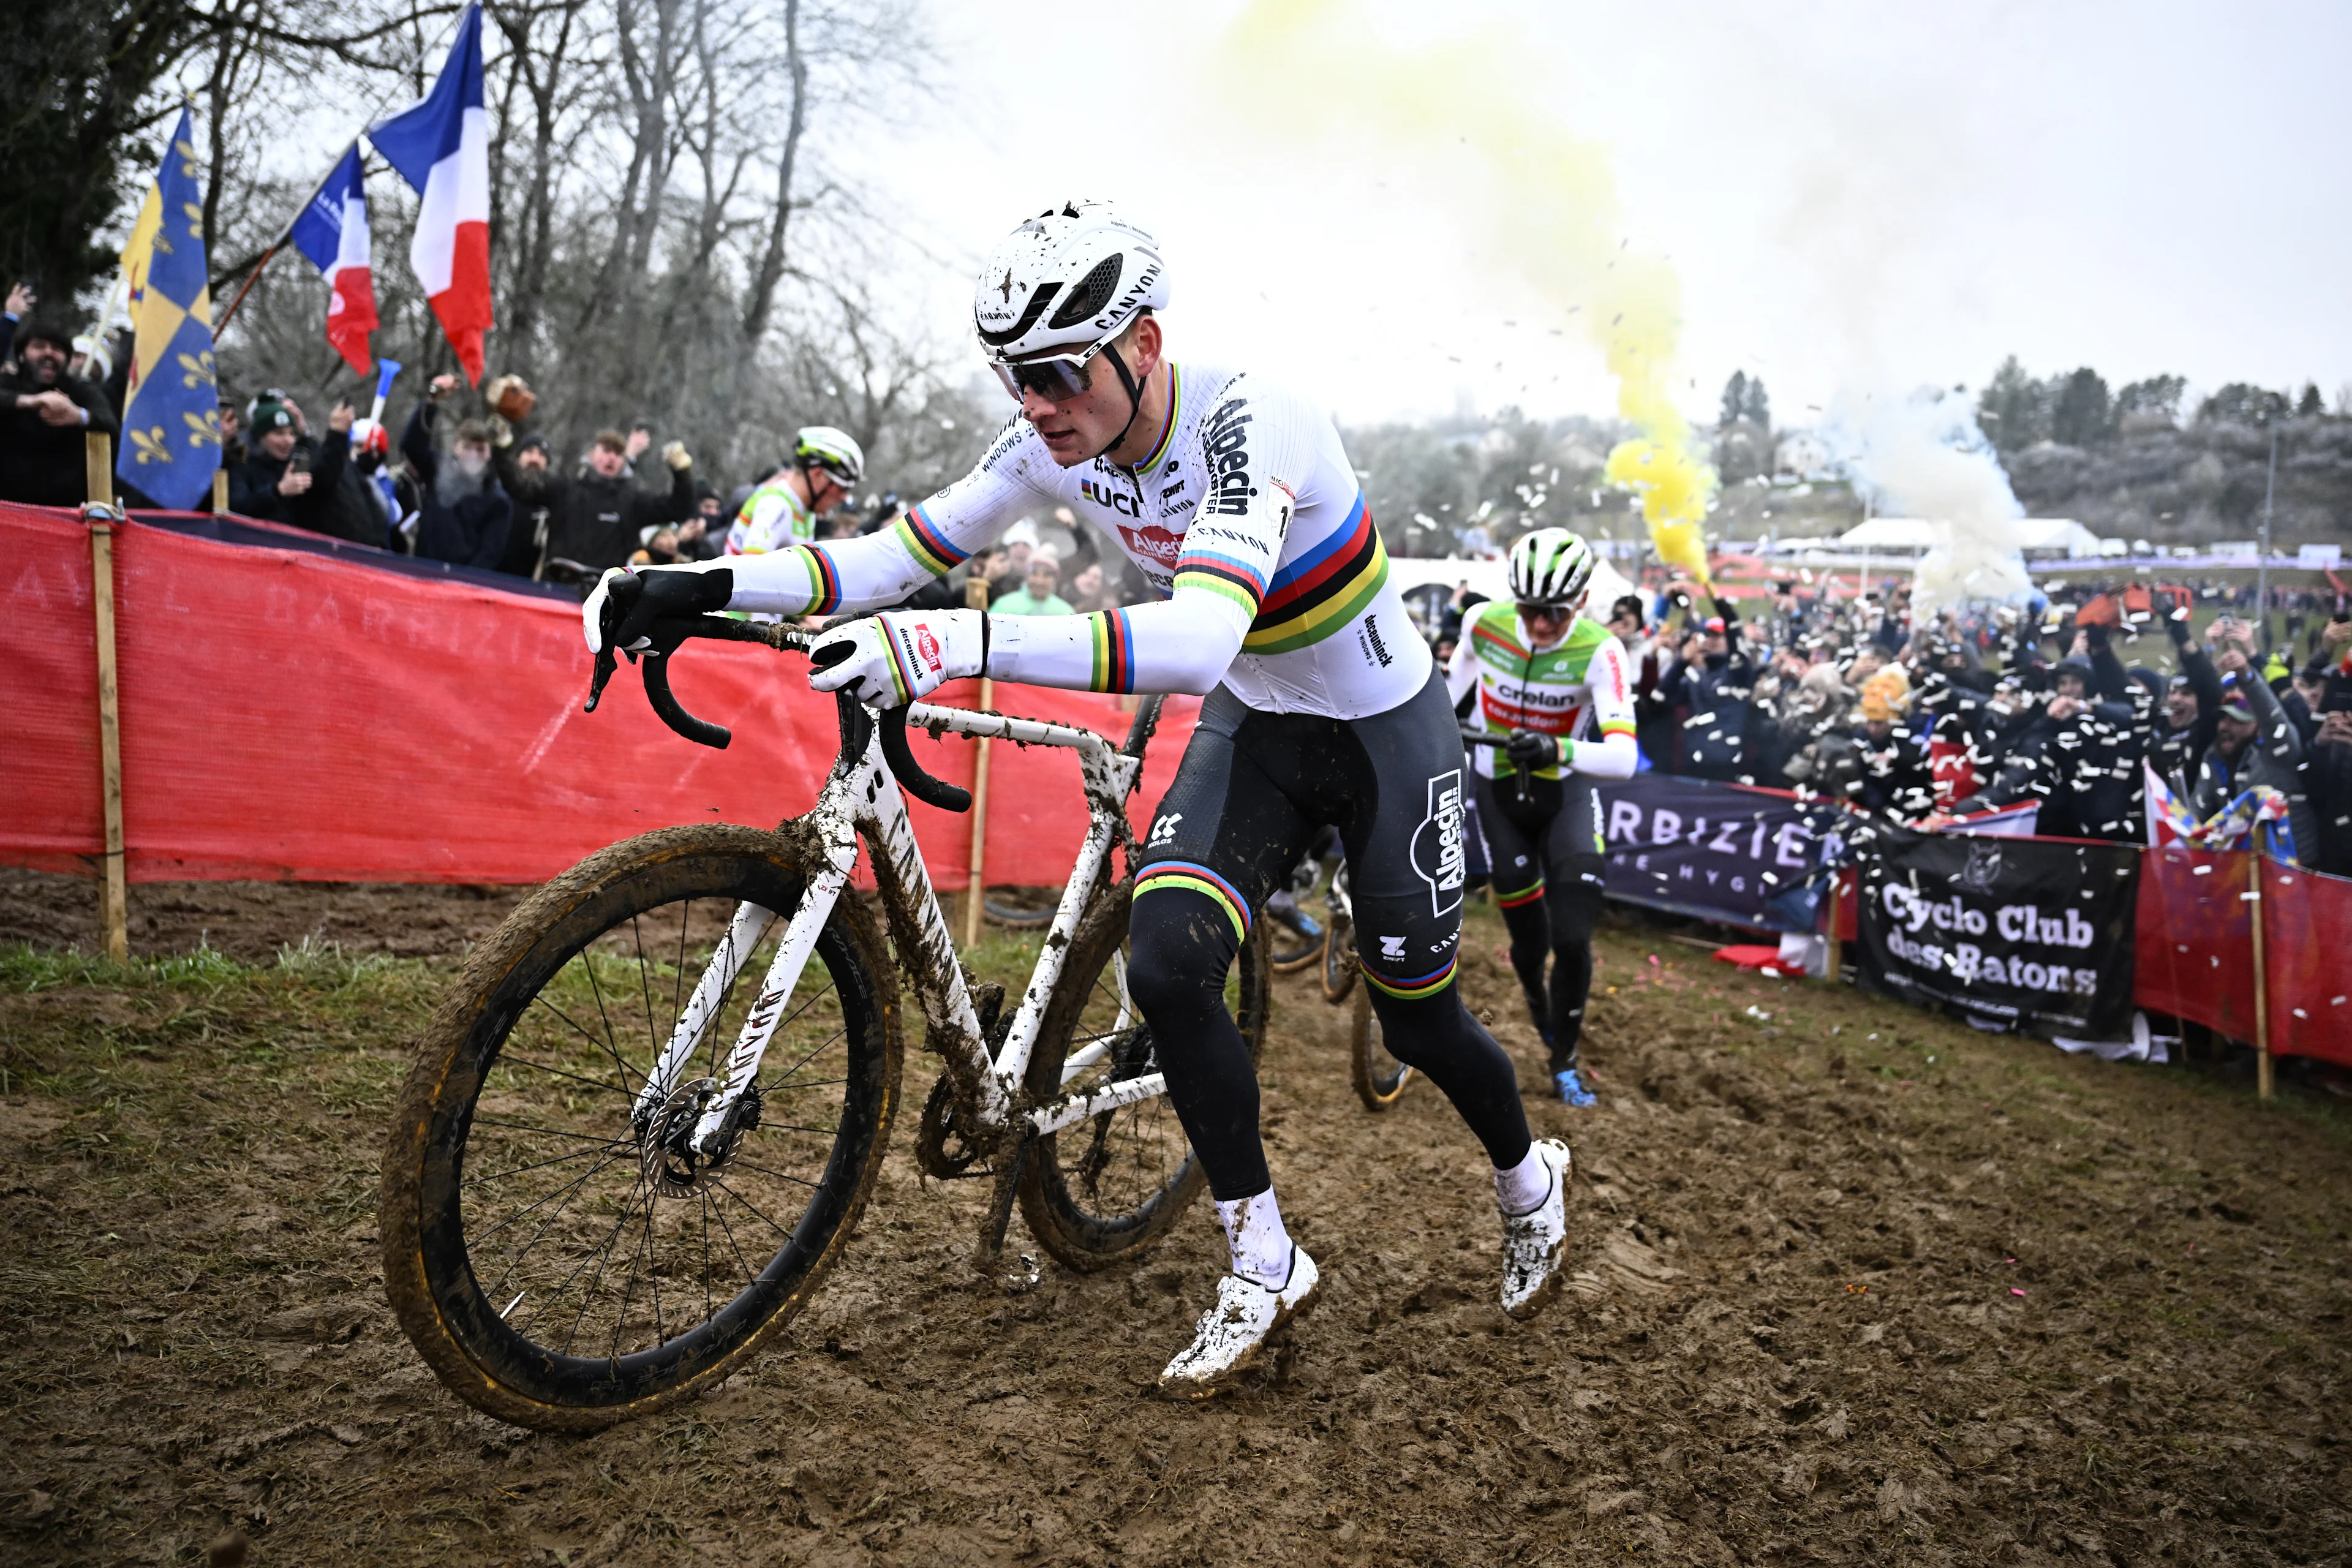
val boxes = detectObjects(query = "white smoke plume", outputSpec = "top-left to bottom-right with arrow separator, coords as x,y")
1828,389 -> 2030,621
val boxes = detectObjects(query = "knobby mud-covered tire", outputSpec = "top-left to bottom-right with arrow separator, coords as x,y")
1017,892 -> 1271,1272
1349,982 -> 1415,1111
380,823 -> 900,1432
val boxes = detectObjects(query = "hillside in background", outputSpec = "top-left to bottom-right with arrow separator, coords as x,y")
1978,359 -> 2352,548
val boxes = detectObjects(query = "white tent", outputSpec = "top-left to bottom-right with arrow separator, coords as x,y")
1836,516 -> 2103,559
1834,518 -> 1941,551
2013,518 -> 2102,557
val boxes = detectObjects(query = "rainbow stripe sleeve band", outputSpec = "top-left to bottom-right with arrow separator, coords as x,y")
892,504 -> 968,578
1088,608 -> 1137,693
1365,954 -> 1457,1001
1173,547 -> 1269,617
1133,861 -> 1251,946
794,545 -> 844,616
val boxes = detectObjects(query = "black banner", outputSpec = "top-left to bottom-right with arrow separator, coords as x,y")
1594,776 -> 1847,933
1855,827 -> 2141,1040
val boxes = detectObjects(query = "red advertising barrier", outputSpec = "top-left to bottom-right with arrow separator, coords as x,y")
2134,845 -> 2256,1039
2,503 -> 1195,888
2261,859 -> 2352,1067
2133,843 -> 2352,1067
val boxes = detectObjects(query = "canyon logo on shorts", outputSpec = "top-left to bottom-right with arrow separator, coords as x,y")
1409,769 -> 1467,919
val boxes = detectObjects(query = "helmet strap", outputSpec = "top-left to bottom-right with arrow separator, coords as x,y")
1092,342 -> 1149,466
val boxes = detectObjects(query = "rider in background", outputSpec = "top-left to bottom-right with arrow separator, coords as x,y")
728,427 -> 865,556
586,200 -> 1576,1395
1448,530 -> 1637,1108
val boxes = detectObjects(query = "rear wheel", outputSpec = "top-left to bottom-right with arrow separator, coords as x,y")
1018,892 -> 1271,1270
1321,910 -> 1358,1004
380,824 -> 900,1431
1349,983 -> 1415,1111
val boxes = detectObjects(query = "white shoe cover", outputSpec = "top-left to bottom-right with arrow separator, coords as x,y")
1157,1246 -> 1321,1397
1499,1139 -> 1572,1321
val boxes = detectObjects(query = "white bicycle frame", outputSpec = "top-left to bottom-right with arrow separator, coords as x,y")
628,698 -> 1157,1157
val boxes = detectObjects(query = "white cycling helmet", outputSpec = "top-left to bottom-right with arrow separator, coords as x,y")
973,200 -> 1167,412
794,425 -> 864,486
1509,528 -> 1597,611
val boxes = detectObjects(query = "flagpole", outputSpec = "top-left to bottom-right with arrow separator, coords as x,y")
213,1 -> 470,344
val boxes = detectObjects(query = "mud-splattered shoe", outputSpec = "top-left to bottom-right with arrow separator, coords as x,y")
1499,1139 -> 1573,1321
1554,1068 -> 1597,1108
1157,1246 -> 1321,1398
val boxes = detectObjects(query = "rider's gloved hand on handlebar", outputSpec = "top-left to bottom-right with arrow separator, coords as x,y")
582,564 -> 734,655
808,610 -> 986,706
1504,728 -> 1559,772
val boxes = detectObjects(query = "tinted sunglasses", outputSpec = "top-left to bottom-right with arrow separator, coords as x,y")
989,335 -> 1115,404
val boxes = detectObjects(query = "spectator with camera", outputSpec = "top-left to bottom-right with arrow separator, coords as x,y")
231,397 -> 377,545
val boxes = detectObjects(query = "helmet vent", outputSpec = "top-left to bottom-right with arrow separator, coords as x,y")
1049,254 -> 1123,330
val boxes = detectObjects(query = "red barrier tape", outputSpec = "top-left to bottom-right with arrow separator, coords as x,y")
1,503 -> 1194,887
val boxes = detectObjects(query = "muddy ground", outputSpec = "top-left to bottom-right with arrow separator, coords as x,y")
1,869 -> 2348,1566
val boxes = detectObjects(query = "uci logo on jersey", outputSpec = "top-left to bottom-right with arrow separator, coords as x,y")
1080,478 -> 1140,518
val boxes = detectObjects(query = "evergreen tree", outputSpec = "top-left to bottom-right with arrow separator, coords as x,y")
1742,375 -> 1771,431
2297,383 -> 2324,417
1719,371 -> 1749,431
2115,375 -> 2186,424
2196,383 -> 2293,428
1977,356 -> 2049,452
2048,368 -> 2113,447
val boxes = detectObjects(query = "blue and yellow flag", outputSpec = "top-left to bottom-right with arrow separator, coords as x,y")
116,107 -> 220,510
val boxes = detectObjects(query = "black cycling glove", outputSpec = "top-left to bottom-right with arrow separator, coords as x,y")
1505,729 -> 1559,772
588,566 -> 734,654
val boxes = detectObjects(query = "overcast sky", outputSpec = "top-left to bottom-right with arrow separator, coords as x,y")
851,0 -> 2351,429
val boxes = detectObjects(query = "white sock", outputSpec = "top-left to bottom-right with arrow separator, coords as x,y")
1216,1189 -> 1294,1289
1494,1144 -> 1552,1216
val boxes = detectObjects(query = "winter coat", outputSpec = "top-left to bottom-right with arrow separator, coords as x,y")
401,404 -> 513,572
0,366 -> 121,507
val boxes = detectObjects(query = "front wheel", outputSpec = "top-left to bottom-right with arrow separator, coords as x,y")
380,824 -> 900,1431
1349,983 -> 1415,1111
1018,891 -> 1271,1270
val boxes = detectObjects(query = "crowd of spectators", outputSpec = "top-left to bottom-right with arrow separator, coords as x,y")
6,287 -> 2346,878
1429,574 -> 2352,876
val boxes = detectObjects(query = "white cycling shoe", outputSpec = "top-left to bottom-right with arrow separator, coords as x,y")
1499,1139 -> 1574,1320
1157,1246 -> 1321,1398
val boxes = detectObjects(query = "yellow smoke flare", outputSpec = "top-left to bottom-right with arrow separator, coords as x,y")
1215,0 -> 1716,587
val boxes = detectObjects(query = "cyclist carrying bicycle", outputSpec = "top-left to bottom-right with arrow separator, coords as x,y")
587,200 -> 1573,1394
1447,530 -> 1638,1109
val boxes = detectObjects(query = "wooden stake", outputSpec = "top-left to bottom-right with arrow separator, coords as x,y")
212,467 -> 229,513
2249,851 -> 2272,1100
961,574 -> 994,948
86,434 -> 129,962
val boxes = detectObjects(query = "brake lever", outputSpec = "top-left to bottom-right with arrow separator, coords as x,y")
585,641 -> 620,714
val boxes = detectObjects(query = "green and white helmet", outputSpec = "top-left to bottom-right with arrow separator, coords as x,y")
794,425 -> 865,486
1508,527 -> 1597,609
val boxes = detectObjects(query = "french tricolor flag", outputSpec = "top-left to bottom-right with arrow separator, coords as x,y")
370,3 -> 492,383
287,145 -> 379,377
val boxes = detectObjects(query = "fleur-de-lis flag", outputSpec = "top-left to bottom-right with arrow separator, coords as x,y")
116,106 -> 220,510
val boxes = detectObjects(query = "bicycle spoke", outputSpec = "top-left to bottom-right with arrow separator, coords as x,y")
464,1142 -> 620,1187
470,1117 -> 624,1145
581,956 -> 634,1094
722,1158 -> 826,1191
631,914 -> 660,1061
478,1151 -> 624,1291
712,1175 -> 807,1238
495,1052 -> 632,1098
559,1171 -> 651,1356
532,989 -> 646,1092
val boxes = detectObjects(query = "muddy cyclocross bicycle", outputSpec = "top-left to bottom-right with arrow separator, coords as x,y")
380,613 -> 1267,1431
